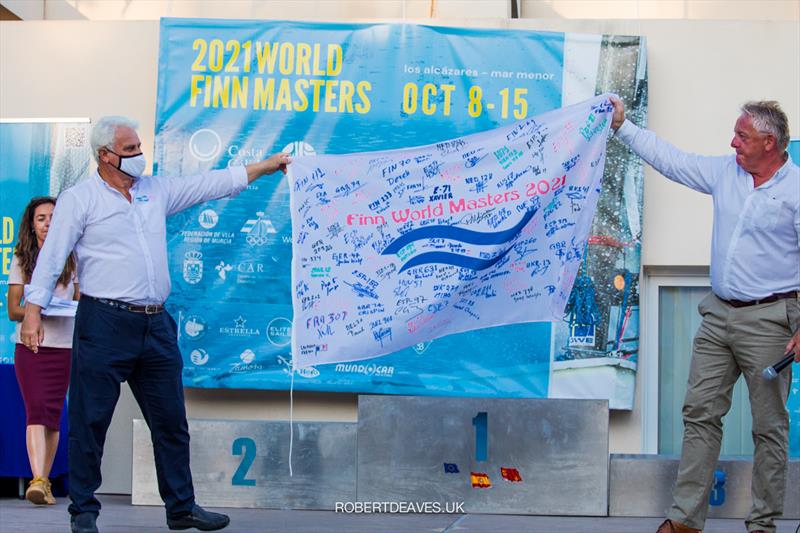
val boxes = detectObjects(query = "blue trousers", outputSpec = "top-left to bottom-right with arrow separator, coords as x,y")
68,296 -> 194,519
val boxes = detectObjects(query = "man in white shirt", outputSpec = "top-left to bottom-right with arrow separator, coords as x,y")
20,116 -> 290,533
610,98 -> 800,533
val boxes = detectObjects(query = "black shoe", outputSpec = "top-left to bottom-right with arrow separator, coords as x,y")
167,505 -> 230,531
70,512 -> 99,533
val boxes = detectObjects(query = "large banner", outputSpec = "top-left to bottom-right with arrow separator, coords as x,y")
156,19 -> 647,408
789,139 -> 800,458
290,95 -> 613,367
0,120 -> 91,362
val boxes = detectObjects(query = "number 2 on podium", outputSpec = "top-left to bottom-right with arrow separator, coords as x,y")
232,437 -> 257,486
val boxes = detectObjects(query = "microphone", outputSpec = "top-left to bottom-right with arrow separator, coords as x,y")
762,351 -> 796,380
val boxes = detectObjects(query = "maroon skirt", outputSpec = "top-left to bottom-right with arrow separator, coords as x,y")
14,343 -> 71,430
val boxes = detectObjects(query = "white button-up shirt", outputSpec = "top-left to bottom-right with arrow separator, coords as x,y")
27,167 -> 248,307
616,119 -> 800,301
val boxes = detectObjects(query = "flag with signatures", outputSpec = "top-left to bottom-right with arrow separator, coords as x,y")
290,94 -> 614,368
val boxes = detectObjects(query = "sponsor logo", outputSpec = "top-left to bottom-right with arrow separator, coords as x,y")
238,262 -> 265,273
334,362 -> 395,377
189,128 -> 222,162
215,260 -> 233,280
229,362 -> 264,373
240,211 -> 277,246
229,349 -> 263,373
267,317 -> 292,347
411,341 -> 433,355
180,229 -> 234,246
198,208 -> 219,229
183,315 -> 206,340
219,315 -> 261,337
277,355 -> 320,379
227,145 -> 266,167
190,348 -> 209,366
182,251 -> 203,284
281,141 -> 316,157
235,261 -> 266,285
296,366 -> 320,378
239,349 -> 256,364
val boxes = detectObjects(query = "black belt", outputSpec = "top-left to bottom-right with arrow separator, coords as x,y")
720,290 -> 798,309
84,295 -> 165,314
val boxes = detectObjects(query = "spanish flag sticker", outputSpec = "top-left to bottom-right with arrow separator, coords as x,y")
470,472 -> 492,488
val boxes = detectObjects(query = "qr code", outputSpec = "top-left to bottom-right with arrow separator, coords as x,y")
64,126 -> 87,148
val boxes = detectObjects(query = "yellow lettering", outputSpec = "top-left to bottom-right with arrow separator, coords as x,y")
212,76 -> 230,108
208,39 -> 224,72
203,76 -> 211,107
355,81 -> 371,114
324,80 -> 338,112
312,44 -> 324,76
256,42 -> 279,74
421,83 -> 437,115
327,44 -> 343,76
2,217 -> 13,243
276,78 -> 293,111
440,84 -> 455,116
242,41 -> 252,73
189,75 -> 204,107
253,78 -> 276,110
402,82 -> 417,114
224,40 -> 241,73
296,43 -> 312,75
2,247 -> 11,276
191,39 -> 207,72
232,76 -> 248,108
278,43 -> 295,75
338,80 -> 355,113
294,79 -> 309,112
309,79 -> 325,112
1,216 -> 12,275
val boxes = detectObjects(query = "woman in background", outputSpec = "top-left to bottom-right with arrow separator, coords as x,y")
7,196 -> 78,505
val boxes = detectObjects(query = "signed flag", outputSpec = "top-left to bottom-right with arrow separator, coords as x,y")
290,94 -> 614,368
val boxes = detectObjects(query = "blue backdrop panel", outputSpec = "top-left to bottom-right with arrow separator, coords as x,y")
1,123 -> 52,361
1,120 -> 89,479
155,19 -> 647,400
788,139 -> 800,458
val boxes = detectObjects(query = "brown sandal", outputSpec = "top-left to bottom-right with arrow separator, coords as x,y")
43,478 -> 56,505
656,519 -> 702,533
25,477 -> 47,505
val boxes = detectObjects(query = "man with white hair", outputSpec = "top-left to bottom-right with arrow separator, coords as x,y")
20,116 -> 290,533
609,98 -> 799,533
